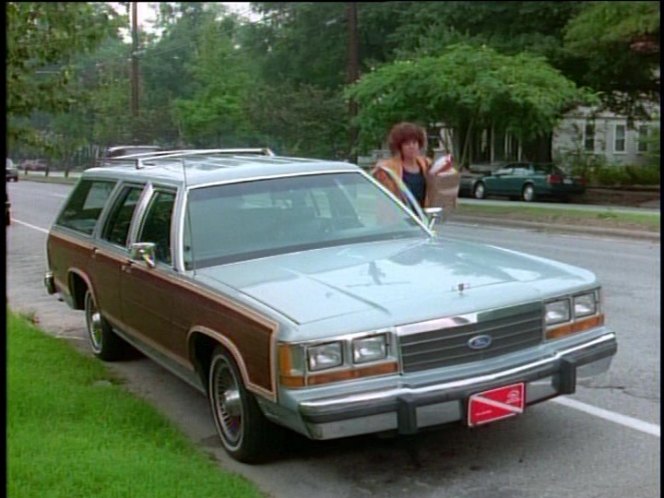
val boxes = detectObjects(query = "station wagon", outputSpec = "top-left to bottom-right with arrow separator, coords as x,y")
44,149 -> 617,462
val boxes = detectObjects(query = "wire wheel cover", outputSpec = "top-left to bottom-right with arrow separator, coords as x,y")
212,360 -> 244,446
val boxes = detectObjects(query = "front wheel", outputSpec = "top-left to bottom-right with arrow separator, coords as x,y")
522,184 -> 535,202
208,347 -> 275,463
473,182 -> 486,200
84,290 -> 127,361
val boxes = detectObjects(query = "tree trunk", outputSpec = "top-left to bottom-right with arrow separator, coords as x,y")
460,117 -> 474,168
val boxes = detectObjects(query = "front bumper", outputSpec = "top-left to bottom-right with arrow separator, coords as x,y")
297,331 -> 616,440
44,271 -> 56,295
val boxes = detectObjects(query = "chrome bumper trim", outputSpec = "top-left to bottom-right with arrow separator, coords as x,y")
44,271 -> 56,295
300,332 -> 616,411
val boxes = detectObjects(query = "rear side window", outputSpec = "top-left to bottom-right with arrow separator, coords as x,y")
56,180 -> 116,235
101,185 -> 145,247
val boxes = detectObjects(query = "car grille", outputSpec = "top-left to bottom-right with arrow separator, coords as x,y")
399,303 -> 543,373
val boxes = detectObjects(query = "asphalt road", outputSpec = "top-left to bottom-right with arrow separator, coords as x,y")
6,181 -> 660,498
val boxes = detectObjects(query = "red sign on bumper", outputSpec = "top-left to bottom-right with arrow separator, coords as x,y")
467,383 -> 525,427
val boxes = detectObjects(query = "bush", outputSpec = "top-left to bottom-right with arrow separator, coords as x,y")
593,165 -> 631,186
625,164 -> 660,185
591,164 -> 660,187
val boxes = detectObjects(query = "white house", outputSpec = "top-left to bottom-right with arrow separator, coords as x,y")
552,105 -> 660,167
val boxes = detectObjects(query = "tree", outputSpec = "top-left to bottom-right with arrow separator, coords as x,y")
346,44 -> 597,165
170,9 -> 258,146
247,82 -> 348,158
562,1 -> 660,121
7,2 -> 124,148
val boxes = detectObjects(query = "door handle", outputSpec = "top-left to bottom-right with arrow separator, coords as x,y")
121,260 -> 134,273
91,247 -> 98,259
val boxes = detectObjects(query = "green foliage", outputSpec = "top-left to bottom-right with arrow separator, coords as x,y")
564,1 -> 659,51
8,1 -> 659,165
7,2 -> 124,148
392,1 -> 584,63
562,1 -> 660,120
171,14 -> 256,146
247,82 -> 348,158
346,44 -> 597,158
592,164 -> 661,187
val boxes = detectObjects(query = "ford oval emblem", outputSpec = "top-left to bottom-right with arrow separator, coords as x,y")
468,334 -> 492,350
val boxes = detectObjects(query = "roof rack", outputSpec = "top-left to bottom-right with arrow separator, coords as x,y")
104,148 -> 275,169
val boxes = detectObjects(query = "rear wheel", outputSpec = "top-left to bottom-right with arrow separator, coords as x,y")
522,184 -> 535,202
208,347 -> 275,463
84,290 -> 127,361
473,182 -> 486,200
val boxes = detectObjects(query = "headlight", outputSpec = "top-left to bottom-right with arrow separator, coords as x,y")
352,334 -> 387,364
307,342 -> 343,371
574,292 -> 597,318
545,299 -> 571,326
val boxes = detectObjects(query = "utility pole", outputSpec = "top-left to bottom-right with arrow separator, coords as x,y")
346,2 -> 359,163
131,2 -> 139,121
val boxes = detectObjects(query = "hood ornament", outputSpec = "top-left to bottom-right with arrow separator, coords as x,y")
454,282 -> 470,294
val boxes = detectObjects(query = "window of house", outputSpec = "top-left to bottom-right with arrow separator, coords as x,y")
614,124 -> 626,152
638,125 -> 649,153
584,122 -> 595,152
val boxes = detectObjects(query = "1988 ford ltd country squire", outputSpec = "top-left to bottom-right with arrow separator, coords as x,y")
44,149 -> 617,462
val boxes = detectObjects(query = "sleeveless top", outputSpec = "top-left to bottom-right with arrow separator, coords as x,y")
402,168 -> 426,206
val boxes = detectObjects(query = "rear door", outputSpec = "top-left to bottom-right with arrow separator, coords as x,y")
95,183 -> 147,328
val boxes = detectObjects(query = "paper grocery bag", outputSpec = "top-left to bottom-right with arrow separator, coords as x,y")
426,168 -> 460,211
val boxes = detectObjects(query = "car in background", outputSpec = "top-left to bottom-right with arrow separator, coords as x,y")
6,158 -> 19,182
471,162 -> 586,202
458,163 -> 504,198
20,158 -> 49,172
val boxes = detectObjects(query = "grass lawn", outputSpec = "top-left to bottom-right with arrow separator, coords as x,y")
7,311 -> 265,498
456,203 -> 660,232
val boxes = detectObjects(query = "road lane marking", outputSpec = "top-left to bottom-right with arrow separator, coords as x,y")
552,396 -> 660,437
11,219 -> 49,234
12,216 -> 661,439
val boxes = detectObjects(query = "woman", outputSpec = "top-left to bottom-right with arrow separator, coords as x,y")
372,122 -> 432,208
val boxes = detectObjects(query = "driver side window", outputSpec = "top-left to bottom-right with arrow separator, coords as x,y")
137,190 -> 176,265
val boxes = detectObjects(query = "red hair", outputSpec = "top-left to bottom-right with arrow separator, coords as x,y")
387,122 -> 427,155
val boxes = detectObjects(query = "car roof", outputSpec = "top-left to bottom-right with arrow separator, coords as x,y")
83,149 -> 361,188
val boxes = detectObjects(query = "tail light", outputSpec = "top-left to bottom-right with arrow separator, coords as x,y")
547,174 -> 563,184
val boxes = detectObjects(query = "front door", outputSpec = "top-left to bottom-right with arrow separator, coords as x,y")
120,188 -> 180,358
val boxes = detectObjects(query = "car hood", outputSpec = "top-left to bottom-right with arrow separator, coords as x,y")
195,237 -> 595,326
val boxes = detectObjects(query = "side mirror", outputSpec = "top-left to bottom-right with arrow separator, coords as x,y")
424,206 -> 444,230
129,242 -> 156,268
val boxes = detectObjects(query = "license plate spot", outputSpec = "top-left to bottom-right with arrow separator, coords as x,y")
468,383 -> 525,427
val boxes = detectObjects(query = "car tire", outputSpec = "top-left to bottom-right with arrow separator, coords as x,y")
522,184 -> 535,202
84,290 -> 127,361
473,182 -> 486,200
208,347 -> 275,463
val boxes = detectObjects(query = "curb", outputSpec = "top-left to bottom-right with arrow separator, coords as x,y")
450,215 -> 660,242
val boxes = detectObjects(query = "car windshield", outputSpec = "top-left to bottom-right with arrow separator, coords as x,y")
183,172 -> 426,269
